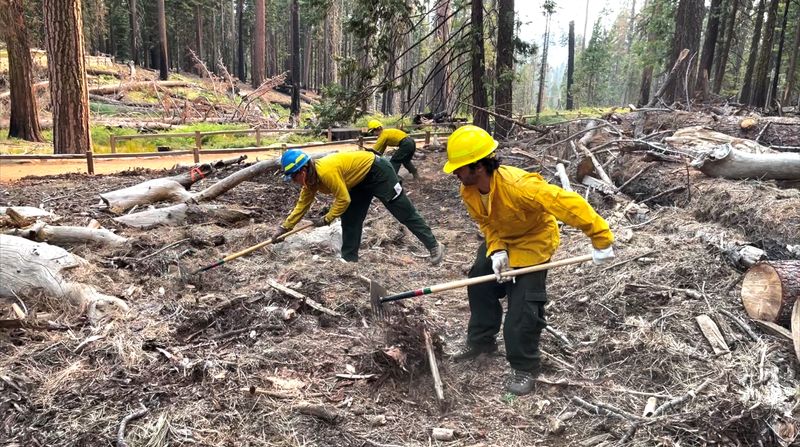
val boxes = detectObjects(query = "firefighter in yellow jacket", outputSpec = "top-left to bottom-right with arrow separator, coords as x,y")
444,125 -> 615,396
273,149 -> 444,264
366,119 -> 419,179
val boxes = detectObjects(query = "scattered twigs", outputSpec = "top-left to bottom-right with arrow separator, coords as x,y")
461,102 -> 549,134
617,164 -> 654,191
571,396 -> 647,422
267,279 -> 342,317
117,403 -> 149,447
640,186 -> 686,204
598,251 -> 656,273
719,309 -> 760,342
423,329 -> 445,405
652,378 -> 712,417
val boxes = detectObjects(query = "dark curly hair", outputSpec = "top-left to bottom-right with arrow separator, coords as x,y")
467,154 -> 500,175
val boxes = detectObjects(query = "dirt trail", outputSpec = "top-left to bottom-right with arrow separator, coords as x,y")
0,142 -> 365,182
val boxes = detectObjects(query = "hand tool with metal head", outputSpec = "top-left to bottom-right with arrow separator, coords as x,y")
369,254 -> 594,320
191,222 -> 314,275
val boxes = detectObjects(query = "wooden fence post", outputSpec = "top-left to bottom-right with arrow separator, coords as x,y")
255,128 -> 262,146
193,131 -> 202,163
358,136 -> 364,150
109,135 -> 116,154
327,127 -> 333,141
425,130 -> 431,145
85,150 -> 95,175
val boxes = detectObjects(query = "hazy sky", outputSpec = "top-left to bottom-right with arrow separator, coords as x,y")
515,0 -> 639,67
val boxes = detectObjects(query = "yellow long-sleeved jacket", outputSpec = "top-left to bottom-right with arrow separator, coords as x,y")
372,128 -> 409,154
282,151 -> 375,229
461,165 -> 614,267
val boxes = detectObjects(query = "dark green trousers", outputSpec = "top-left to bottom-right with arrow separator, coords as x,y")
340,156 -> 437,261
390,136 -> 418,176
466,242 -> 548,373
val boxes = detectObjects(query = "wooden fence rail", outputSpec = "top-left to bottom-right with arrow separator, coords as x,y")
2,124 -> 460,175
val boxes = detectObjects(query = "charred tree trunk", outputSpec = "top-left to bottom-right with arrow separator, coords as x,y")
783,8 -> 800,105
194,6 -> 204,75
0,0 -> 44,142
290,0 -> 300,120
236,0 -> 246,81
470,0 -> 488,130
740,0 -> 766,103
43,0 -> 91,155
494,0 -> 515,139
129,0 -> 140,65
253,0 -> 266,87
769,0 -> 790,107
431,0 -> 450,113
713,0 -> 740,93
566,20 -> 576,110
750,0 -> 780,107
156,0 -> 169,80
536,10 -> 552,116
665,0 -> 704,103
7,222 -> 129,248
325,0 -> 341,85
696,0 -> 724,97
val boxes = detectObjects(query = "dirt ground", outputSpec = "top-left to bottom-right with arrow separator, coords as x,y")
0,142 -> 798,446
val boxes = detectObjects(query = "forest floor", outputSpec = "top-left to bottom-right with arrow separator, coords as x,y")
1,128 -> 798,446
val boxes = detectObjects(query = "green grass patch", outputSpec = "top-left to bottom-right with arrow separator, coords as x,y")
525,107 -> 629,125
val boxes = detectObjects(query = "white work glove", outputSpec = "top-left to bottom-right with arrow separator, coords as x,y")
592,246 -> 615,265
490,250 -> 511,283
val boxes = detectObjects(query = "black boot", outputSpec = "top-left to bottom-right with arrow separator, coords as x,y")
505,369 -> 537,395
450,343 -> 498,362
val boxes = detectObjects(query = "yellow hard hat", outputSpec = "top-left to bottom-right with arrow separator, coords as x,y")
443,125 -> 498,173
367,119 -> 382,130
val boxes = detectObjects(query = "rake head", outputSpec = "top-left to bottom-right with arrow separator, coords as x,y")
369,278 -> 389,321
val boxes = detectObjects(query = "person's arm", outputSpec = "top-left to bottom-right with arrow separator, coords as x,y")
371,132 -> 389,154
321,174 -> 351,223
523,182 -> 614,248
281,186 -> 316,229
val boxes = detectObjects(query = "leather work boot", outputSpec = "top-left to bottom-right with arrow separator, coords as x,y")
450,343 -> 498,362
429,243 -> 445,265
505,369 -> 537,396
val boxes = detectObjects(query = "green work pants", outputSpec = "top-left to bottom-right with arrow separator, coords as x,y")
466,242 -> 548,373
390,136 -> 418,176
340,155 -> 437,261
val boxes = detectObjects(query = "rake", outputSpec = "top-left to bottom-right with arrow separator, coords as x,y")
369,254 -> 594,320
191,222 -> 314,275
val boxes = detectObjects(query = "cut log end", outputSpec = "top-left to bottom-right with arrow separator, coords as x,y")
741,261 -> 800,327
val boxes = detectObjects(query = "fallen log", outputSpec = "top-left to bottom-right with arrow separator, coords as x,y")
1,206 -> 57,227
0,235 -> 128,321
741,261 -> 800,327
690,144 -> 800,180
113,203 -> 251,230
6,222 -> 128,248
100,165 -> 214,214
113,152 -> 330,228
88,80 -> 191,96
620,111 -> 800,149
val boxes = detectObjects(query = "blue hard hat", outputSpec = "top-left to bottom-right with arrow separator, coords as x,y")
280,149 -> 310,181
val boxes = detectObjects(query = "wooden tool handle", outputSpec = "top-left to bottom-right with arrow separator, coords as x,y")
380,254 -> 594,303
223,222 -> 314,262
193,222 -> 314,274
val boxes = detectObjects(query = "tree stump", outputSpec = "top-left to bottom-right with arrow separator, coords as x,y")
741,261 -> 800,327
